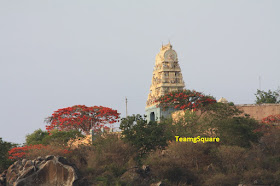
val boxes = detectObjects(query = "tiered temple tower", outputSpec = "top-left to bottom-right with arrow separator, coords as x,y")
145,43 -> 185,122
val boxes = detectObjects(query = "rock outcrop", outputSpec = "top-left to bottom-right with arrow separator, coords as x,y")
0,155 -> 88,186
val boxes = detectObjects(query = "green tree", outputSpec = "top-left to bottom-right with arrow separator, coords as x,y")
25,129 -> 84,146
25,129 -> 49,145
165,103 -> 243,139
205,102 -> 243,119
0,138 -> 15,172
213,117 -> 261,148
168,102 -> 260,147
120,114 -> 169,157
255,89 -> 280,104
42,129 -> 84,146
163,110 -> 203,138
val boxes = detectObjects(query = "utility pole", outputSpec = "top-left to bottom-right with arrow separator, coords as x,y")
259,76 -> 261,90
125,97 -> 128,118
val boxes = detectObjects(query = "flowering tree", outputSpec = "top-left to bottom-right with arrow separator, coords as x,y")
253,114 -> 280,134
155,89 -> 216,111
8,144 -> 71,160
261,114 -> 280,125
45,105 -> 120,134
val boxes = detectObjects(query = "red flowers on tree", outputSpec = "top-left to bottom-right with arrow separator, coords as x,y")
262,114 -> 280,125
45,105 -> 120,135
155,89 -> 216,111
254,114 -> 280,134
8,144 -> 71,160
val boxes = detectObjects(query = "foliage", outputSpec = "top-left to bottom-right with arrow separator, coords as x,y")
204,102 -> 243,119
163,110 -> 204,138
0,138 -> 15,172
255,89 -> 280,104
43,129 -> 84,145
25,129 -> 84,146
8,144 -> 71,160
261,114 -> 280,125
120,114 -> 169,157
204,173 -> 241,186
143,132 -> 280,186
145,142 -> 214,185
163,103 -> 246,141
45,105 -> 120,134
156,89 -> 216,112
259,128 -> 280,156
212,117 -> 261,148
25,129 -> 49,145
212,145 -> 247,174
172,102 -> 261,148
242,169 -> 279,185
67,134 -> 136,185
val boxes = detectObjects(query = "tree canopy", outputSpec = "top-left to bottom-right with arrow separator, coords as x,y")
45,105 -> 120,134
25,129 -> 84,146
0,138 -> 15,172
120,114 -> 169,157
255,89 -> 280,104
155,89 -> 216,112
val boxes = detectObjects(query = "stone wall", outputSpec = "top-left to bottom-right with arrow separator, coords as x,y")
236,103 -> 280,121
171,104 -> 280,122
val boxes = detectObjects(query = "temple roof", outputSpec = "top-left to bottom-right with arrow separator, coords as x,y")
218,97 -> 228,103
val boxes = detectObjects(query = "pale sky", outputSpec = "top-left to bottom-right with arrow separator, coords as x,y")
1,0 -> 279,144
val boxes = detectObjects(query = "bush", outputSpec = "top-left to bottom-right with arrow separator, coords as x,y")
204,173 -> 240,186
260,127 -> 280,156
8,144 -> 71,160
25,129 -> 84,146
144,141 -> 217,185
213,117 -> 261,148
242,169 -> 276,185
25,129 -> 49,145
120,114 -> 169,158
211,145 -> 246,174
0,138 -> 15,172
67,134 -> 137,185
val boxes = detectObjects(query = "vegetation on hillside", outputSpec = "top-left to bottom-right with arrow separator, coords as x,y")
0,138 -> 16,172
2,96 -> 280,185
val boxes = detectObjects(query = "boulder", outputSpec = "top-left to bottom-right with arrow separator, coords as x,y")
1,155 -> 88,186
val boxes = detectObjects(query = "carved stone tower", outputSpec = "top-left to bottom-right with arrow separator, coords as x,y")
145,43 -> 185,122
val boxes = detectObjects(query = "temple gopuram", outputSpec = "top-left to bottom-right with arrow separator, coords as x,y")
145,43 -> 185,122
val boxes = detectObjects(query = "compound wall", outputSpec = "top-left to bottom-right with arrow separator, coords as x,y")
236,104 -> 280,120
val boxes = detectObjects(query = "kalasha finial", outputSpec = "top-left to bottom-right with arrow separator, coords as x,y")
168,40 -> 172,48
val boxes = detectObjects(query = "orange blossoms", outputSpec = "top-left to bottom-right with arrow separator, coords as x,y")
262,114 -> 280,125
45,105 -> 120,135
8,144 -> 71,160
156,89 -> 216,111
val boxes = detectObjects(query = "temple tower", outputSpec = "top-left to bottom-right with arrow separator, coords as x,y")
145,43 -> 185,122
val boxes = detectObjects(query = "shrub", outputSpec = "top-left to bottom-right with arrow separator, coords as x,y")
25,129 -> 84,146
259,127 -> 280,156
8,144 -> 71,160
0,138 -> 15,172
120,114 -> 169,158
211,145 -> 246,174
67,134 -> 137,185
144,141 -> 216,185
242,169 -> 276,185
213,117 -> 261,148
204,173 -> 240,186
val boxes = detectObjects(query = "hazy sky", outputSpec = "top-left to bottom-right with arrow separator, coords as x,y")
1,0 -> 279,144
